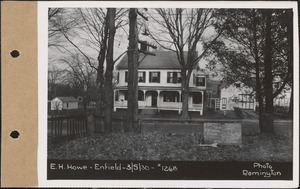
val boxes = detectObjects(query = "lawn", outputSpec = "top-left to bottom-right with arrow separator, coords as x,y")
48,132 -> 293,162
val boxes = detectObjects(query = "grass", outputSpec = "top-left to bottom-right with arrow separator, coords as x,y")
48,132 -> 293,162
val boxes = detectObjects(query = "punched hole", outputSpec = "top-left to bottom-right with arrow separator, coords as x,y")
10,130 -> 20,139
10,50 -> 20,58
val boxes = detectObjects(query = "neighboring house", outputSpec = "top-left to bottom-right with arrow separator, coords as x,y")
273,76 -> 292,108
114,51 -> 207,115
51,97 -> 79,110
220,81 -> 256,110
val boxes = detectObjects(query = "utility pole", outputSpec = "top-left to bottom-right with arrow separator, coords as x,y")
126,8 -> 156,132
126,8 -> 138,132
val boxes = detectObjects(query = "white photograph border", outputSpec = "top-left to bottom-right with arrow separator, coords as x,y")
38,1 -> 299,187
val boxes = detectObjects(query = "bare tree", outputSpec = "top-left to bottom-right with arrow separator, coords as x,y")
48,65 -> 65,100
54,8 -> 126,118
48,8 -> 75,53
60,54 -> 97,109
54,8 -> 108,114
149,8 -> 222,118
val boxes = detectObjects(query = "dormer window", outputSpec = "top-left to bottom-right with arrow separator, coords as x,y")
235,83 -> 241,88
196,77 -> 205,87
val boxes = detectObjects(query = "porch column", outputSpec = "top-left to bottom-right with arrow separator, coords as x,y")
113,90 -> 116,112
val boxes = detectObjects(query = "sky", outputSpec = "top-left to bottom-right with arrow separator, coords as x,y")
48,8 -> 220,80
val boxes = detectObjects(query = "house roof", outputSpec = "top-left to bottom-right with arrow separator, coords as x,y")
55,96 -> 78,102
116,51 -> 198,70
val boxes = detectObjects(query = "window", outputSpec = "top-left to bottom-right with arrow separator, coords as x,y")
167,72 -> 174,83
115,91 -> 119,101
238,94 -> 243,101
239,94 -> 253,102
193,92 -> 202,104
177,72 -> 182,83
221,98 -> 227,109
117,72 -> 119,84
163,92 -> 179,102
235,83 -> 241,88
138,90 -> 144,101
125,71 -> 128,82
167,72 -> 181,83
222,98 -> 227,105
196,77 -> 205,87
66,102 -> 69,108
138,72 -> 146,83
149,72 -> 160,83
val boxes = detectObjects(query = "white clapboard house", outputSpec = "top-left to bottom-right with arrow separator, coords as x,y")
113,51 -> 207,115
51,96 -> 79,110
220,81 -> 256,110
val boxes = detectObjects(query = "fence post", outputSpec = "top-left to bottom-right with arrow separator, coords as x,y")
87,114 -> 95,135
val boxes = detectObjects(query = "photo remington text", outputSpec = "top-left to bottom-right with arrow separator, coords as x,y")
50,162 -> 178,172
242,163 -> 282,178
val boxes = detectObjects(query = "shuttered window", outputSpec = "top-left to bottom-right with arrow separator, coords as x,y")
149,72 -> 160,83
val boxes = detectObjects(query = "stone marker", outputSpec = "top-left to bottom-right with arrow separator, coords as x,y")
203,122 -> 242,145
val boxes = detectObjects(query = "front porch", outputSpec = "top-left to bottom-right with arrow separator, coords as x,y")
114,89 -> 204,115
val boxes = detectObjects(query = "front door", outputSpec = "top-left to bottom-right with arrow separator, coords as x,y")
151,92 -> 157,107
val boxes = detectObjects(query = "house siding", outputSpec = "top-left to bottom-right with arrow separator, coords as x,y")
118,69 -> 206,89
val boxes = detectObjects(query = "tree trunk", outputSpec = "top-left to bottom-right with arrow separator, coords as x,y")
96,49 -> 106,114
252,10 -> 264,131
262,10 -> 274,133
258,95 -> 264,130
133,55 -> 139,131
126,8 -> 138,132
104,8 -> 116,133
95,12 -> 109,115
95,74 -> 104,115
181,69 -> 189,119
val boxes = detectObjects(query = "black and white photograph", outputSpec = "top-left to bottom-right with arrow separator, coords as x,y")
39,1 -> 298,187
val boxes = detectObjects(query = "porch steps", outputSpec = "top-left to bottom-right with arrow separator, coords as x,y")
141,108 -> 158,115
